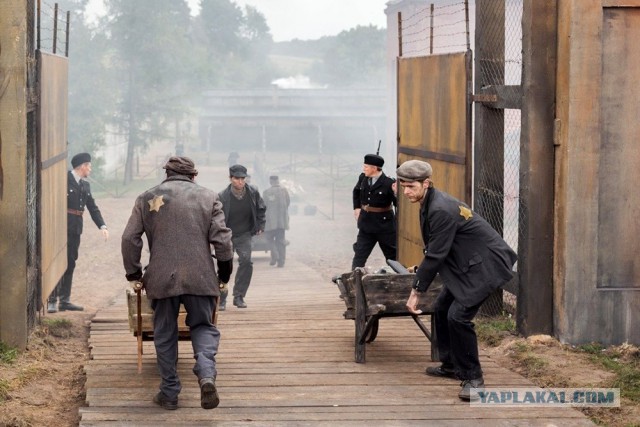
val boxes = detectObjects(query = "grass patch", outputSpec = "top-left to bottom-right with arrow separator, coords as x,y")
0,378 -> 10,402
476,314 -> 516,347
510,341 -> 549,379
579,343 -> 640,402
0,341 -> 18,365
41,318 -> 74,339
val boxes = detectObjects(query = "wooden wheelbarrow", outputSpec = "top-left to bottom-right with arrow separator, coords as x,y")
332,264 -> 442,363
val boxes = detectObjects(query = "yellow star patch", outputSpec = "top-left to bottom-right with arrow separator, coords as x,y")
148,195 -> 165,212
459,205 -> 473,220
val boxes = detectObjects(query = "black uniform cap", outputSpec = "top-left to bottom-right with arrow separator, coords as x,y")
364,154 -> 384,167
71,152 -> 91,168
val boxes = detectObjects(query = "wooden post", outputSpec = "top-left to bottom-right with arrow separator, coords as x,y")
65,11 -> 70,57
429,4 -> 434,54
518,0 -> 556,335
53,3 -> 58,54
0,0 -> 29,349
397,12 -> 403,57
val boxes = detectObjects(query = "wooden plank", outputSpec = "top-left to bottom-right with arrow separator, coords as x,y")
80,258 -> 591,425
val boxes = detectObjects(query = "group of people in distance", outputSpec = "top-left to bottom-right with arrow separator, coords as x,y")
52,148 -> 516,410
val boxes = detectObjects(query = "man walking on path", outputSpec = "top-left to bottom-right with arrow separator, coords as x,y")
397,159 -> 517,402
219,164 -> 266,309
121,156 -> 233,410
263,175 -> 290,268
48,152 -> 108,313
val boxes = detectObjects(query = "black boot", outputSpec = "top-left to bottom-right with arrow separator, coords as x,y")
233,296 -> 247,308
218,288 -> 228,311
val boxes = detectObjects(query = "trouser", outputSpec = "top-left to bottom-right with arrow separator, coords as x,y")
433,288 -> 485,380
265,229 -> 286,266
231,232 -> 253,298
151,295 -> 219,400
351,230 -> 396,269
49,233 -> 81,304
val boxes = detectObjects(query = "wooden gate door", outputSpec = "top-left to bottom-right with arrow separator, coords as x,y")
38,51 -> 68,305
396,52 -> 472,267
554,0 -> 640,345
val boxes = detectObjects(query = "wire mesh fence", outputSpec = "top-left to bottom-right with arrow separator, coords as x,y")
398,0 -> 524,317
474,0 -> 522,315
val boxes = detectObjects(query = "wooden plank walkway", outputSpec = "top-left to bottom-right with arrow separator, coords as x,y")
80,256 -> 593,426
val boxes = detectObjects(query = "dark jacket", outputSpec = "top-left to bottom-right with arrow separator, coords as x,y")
67,171 -> 106,235
219,183 -> 266,236
414,187 -> 517,307
121,175 -> 233,300
352,172 -> 396,234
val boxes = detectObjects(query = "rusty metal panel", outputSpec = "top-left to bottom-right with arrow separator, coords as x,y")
38,51 -> 68,305
396,52 -> 472,267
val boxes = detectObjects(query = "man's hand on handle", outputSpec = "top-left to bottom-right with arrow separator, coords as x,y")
217,259 -> 233,284
406,288 -> 423,315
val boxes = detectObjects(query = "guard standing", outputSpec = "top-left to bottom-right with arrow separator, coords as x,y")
48,152 -> 108,313
351,152 -> 397,269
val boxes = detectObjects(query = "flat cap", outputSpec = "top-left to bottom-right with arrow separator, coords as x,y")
364,154 -> 384,167
229,164 -> 248,178
396,160 -> 433,182
71,152 -> 91,168
163,156 -> 198,176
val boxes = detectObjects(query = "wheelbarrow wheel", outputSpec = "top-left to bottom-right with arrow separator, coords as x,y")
365,317 -> 379,343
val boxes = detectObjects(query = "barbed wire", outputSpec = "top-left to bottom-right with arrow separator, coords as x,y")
38,1 -> 70,55
398,0 -> 468,55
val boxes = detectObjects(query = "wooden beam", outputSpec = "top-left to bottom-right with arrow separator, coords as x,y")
0,0 -> 29,349
518,0 -> 557,336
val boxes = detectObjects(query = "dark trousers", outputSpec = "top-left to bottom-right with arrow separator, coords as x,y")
351,230 -> 396,269
49,233 -> 81,304
433,288 -> 485,380
231,232 -> 253,298
265,229 -> 286,266
151,295 -> 220,400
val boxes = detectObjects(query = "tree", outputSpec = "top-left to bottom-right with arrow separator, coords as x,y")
192,1 -> 275,88
53,0 -> 115,175
310,25 -> 386,88
104,0 -> 194,184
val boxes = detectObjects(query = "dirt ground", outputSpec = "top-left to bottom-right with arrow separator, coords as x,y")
0,153 -> 638,426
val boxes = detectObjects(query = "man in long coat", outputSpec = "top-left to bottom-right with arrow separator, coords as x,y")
262,175 -> 290,267
397,160 -> 517,402
121,156 -> 233,410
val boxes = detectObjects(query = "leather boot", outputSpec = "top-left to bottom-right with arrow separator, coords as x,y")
47,302 -> 58,313
233,296 -> 247,308
218,289 -> 228,311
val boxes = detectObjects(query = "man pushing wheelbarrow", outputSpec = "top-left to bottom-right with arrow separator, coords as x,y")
122,156 -> 233,410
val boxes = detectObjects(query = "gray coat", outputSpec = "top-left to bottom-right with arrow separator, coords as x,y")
414,187 -> 517,307
263,184 -> 290,231
121,175 -> 233,300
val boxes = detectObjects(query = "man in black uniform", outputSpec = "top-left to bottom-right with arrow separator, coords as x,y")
48,152 -> 108,313
351,153 -> 397,269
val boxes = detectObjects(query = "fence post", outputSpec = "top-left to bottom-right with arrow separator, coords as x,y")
518,0 -> 556,336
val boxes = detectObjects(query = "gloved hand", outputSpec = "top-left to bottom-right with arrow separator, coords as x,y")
217,259 -> 233,284
126,270 -> 142,281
